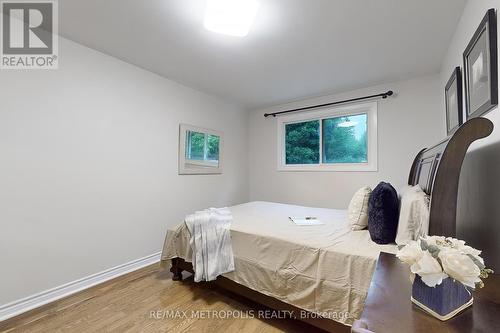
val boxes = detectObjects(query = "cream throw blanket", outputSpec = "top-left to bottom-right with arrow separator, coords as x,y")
184,207 -> 234,282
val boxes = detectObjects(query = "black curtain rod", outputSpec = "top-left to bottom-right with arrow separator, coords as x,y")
264,90 -> 394,118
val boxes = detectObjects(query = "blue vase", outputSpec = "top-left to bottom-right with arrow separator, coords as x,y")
411,275 -> 473,321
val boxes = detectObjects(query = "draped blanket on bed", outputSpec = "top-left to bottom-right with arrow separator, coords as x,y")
185,207 -> 234,282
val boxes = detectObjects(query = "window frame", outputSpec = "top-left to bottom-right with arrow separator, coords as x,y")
179,124 -> 223,175
276,102 -> 378,172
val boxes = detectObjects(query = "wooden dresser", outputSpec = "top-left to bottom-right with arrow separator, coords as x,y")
354,252 -> 500,333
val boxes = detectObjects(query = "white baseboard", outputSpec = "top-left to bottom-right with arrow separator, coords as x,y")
0,252 -> 162,322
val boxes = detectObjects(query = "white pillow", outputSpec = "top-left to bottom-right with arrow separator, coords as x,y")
395,185 -> 430,245
348,187 -> 372,230
398,184 -> 412,201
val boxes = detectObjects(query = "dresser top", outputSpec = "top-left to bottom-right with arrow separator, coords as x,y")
358,252 -> 500,333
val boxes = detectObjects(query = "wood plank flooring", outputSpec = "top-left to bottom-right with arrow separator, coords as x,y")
0,264 -> 326,333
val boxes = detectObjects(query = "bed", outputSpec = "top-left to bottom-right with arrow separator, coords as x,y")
162,201 -> 397,326
161,117 -> 493,332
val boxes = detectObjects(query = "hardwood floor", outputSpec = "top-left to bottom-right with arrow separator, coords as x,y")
0,264 -> 326,333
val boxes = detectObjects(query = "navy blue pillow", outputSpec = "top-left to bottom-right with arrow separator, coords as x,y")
368,182 -> 399,244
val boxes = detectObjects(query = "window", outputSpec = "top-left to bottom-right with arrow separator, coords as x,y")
277,102 -> 377,171
285,120 -> 320,164
179,124 -> 223,174
322,113 -> 368,164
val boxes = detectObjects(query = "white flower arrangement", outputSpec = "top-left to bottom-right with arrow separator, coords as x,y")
396,236 -> 493,289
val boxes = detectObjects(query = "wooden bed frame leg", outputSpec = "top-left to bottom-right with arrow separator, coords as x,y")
170,258 -> 183,281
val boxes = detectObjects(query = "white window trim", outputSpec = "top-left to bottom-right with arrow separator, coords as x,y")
276,101 -> 378,172
179,124 -> 223,175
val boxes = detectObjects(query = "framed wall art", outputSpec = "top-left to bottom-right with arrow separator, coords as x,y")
445,67 -> 463,136
463,8 -> 498,120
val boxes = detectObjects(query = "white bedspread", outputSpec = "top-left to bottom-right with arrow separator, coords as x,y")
162,201 -> 397,326
184,207 -> 234,282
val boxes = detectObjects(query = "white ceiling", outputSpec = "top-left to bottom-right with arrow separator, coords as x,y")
59,0 -> 466,109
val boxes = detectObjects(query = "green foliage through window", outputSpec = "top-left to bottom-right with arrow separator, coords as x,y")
207,135 -> 220,160
186,131 -> 220,163
322,114 -> 367,163
187,131 -> 205,160
285,121 -> 320,164
284,113 -> 368,165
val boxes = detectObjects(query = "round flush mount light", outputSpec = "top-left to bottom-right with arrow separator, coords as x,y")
204,0 -> 260,37
338,119 -> 358,128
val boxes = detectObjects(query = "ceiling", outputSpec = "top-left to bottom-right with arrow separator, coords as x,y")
59,0 -> 466,109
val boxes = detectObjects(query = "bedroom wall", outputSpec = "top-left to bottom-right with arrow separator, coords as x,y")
440,0 -> 500,271
0,37 -> 248,305
248,75 -> 444,209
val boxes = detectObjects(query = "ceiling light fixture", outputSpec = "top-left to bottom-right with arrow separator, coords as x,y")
338,120 -> 358,128
204,0 -> 260,37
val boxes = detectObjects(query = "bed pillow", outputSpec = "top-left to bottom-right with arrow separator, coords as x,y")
368,182 -> 399,244
397,184 -> 412,201
395,185 -> 430,245
347,186 -> 372,230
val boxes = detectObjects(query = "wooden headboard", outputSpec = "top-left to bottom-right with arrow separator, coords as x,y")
407,117 -> 493,237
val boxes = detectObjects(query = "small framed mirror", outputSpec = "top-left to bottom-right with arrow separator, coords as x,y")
179,124 -> 223,175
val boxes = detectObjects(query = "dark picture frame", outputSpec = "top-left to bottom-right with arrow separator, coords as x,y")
463,8 -> 498,120
445,67 -> 463,136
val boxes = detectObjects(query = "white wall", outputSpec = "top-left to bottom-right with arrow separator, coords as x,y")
0,37 -> 248,305
248,75 -> 444,209
440,0 -> 500,270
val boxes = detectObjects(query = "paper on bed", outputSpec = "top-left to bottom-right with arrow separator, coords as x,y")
289,217 -> 325,225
